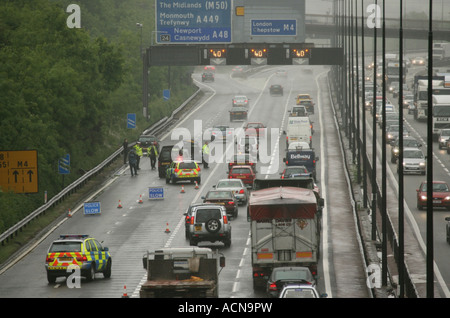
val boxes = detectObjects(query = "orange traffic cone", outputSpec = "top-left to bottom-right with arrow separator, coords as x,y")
138,195 -> 143,204
67,209 -> 72,218
180,185 -> 185,193
195,181 -> 199,189
117,200 -> 123,208
165,223 -> 171,233
122,285 -> 129,298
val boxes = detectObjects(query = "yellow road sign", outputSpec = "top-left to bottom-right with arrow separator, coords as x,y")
0,150 -> 38,193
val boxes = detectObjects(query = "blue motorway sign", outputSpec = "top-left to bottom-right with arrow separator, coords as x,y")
149,187 -> 164,200
251,19 -> 297,36
58,154 -> 70,175
83,201 -> 101,215
127,113 -> 136,129
163,89 -> 170,101
155,0 -> 232,43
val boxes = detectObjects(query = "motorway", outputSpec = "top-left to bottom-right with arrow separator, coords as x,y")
363,58 -> 450,298
0,65 -> 371,298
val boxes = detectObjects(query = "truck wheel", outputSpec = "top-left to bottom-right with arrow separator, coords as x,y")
224,238 -> 231,248
189,239 -> 197,246
206,219 -> 221,233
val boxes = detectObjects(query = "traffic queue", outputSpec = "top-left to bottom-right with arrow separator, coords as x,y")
43,67 -> 326,299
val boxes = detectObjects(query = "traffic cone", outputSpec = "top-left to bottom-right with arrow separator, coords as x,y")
138,195 -> 143,204
122,285 -> 129,298
180,185 -> 185,193
67,209 -> 72,218
195,181 -> 199,189
165,223 -> 171,233
117,200 -> 123,209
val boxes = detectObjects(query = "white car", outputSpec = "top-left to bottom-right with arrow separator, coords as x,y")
213,179 -> 249,205
279,284 -> 327,298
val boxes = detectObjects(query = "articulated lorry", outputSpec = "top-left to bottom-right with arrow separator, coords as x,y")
140,247 -> 225,298
248,178 -> 324,289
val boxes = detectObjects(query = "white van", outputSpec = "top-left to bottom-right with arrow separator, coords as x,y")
284,116 -> 312,148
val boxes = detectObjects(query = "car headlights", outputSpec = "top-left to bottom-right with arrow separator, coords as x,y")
419,162 -> 426,167
444,196 -> 450,201
393,148 -> 399,153
420,195 -> 427,200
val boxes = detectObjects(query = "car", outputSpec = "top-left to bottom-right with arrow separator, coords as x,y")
416,181 -> 450,210
236,136 -> 259,158
275,69 -> 287,77
231,65 -> 247,78
403,92 -> 414,109
279,284 -> 328,298
211,125 -> 233,142
187,204 -> 232,247
386,125 -> 409,145
165,160 -> 201,184
438,129 -> 450,149
204,65 -> 216,73
266,266 -> 316,298
201,72 -> 214,82
183,203 -> 219,239
280,165 -> 312,179
411,56 -> 425,65
229,106 -> 248,121
445,216 -> 450,244
408,102 -> 416,115
158,145 -> 178,178
398,147 -> 426,175
269,84 -> 283,96
232,95 -> 249,107
45,234 -> 112,284
379,112 -> 400,128
138,134 -> 160,155
390,137 -> 422,163
244,122 -> 266,138
388,81 -> 399,94
227,165 -> 256,188
202,189 -> 238,218
213,178 -> 249,205
289,106 -> 308,117
228,153 -> 257,173
296,93 -> 312,104
297,99 -> 315,114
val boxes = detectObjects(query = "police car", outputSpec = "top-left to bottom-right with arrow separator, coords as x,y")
45,234 -> 112,283
165,160 -> 201,185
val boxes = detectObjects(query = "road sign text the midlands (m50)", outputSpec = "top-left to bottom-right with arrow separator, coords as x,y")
0,150 -> 38,193
156,0 -> 232,43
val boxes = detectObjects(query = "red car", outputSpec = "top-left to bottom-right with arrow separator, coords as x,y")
228,165 -> 256,187
244,122 -> 266,138
416,181 -> 450,210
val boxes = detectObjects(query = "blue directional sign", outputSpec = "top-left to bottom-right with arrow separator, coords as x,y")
163,89 -> 170,101
83,201 -> 101,215
58,154 -> 70,175
127,113 -> 136,129
155,0 -> 232,43
149,187 -> 164,200
251,19 -> 297,36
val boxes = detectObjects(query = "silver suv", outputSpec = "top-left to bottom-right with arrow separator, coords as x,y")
188,205 -> 232,247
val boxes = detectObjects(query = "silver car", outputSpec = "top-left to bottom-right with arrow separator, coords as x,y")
398,147 -> 426,175
213,179 -> 249,205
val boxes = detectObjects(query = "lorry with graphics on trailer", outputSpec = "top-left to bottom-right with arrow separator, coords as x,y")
247,178 -> 324,289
